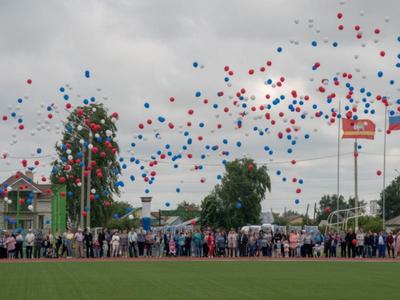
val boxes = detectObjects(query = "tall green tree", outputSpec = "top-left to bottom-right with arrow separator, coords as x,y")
378,175 -> 400,220
201,158 -> 271,229
50,103 -> 121,227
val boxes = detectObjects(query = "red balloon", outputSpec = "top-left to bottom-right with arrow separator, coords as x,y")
82,211 -> 88,217
376,170 -> 382,176
27,79 -> 32,84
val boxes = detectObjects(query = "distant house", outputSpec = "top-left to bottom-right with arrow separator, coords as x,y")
260,211 -> 274,224
386,215 -> 400,230
285,215 -> 304,225
0,171 -> 53,230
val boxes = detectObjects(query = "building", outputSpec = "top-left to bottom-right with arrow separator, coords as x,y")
386,215 -> 400,230
0,171 -> 53,230
285,215 -> 304,225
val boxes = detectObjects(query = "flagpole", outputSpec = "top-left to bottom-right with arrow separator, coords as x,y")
382,105 -> 387,230
354,139 -> 359,232
336,100 -> 341,232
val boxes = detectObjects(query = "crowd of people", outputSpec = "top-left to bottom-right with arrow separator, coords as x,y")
1,227 -> 400,260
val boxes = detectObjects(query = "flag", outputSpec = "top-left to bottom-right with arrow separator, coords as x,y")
388,114 -> 400,131
342,119 -> 376,140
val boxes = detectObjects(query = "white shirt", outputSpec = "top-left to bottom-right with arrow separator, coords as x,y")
25,233 -> 35,246
128,231 -> 137,243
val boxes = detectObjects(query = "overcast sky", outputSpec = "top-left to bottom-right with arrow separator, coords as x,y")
0,0 -> 399,215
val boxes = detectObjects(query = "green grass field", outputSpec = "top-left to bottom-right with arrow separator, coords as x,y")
0,261 -> 398,300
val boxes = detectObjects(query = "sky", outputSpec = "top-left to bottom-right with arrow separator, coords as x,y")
0,0 -> 399,215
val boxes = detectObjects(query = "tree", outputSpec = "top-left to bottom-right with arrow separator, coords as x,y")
378,175 -> 400,220
50,103 -> 121,228
200,158 -> 271,229
162,201 -> 200,221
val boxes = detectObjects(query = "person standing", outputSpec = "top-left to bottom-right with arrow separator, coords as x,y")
356,230 -> 365,258
339,231 -> 346,258
128,229 -> 138,258
34,230 -> 43,259
395,231 -> 400,258
0,231 -> 7,259
55,232 -> 62,258
239,230 -> 248,257
206,232 -> 214,258
25,229 -> 35,259
202,230 -> 209,257
120,230 -> 129,258
345,229 -> 356,258
6,232 -> 16,259
84,228 -> 94,258
289,230 -> 298,258
98,229 -> 105,258
227,229 -> 238,258
111,231 -> 120,257
386,231 -> 395,258
137,229 -> 145,257
378,231 -> 386,258
74,228 -> 84,258
15,230 -> 24,259
193,230 -> 202,257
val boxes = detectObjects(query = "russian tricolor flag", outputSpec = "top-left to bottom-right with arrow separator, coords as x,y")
389,114 -> 400,131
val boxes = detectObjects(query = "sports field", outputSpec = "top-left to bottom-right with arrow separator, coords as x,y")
0,260 -> 398,300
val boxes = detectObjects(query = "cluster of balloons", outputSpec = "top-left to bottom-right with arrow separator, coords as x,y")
2,1 -> 399,218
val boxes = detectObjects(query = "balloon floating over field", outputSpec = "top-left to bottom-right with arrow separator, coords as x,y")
1,1 -> 398,216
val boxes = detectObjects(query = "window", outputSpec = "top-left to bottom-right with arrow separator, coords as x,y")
38,215 -> 44,229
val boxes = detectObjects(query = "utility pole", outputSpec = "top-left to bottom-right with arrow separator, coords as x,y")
354,140 -> 359,232
86,131 -> 93,230
80,145 -> 85,229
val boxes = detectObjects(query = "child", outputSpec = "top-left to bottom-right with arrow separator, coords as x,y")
93,239 -> 101,258
102,240 -> 108,258
275,240 -> 282,258
283,239 -> 289,258
169,238 -> 176,256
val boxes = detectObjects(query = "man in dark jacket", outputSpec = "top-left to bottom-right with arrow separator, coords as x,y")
239,231 -> 248,257
345,229 -> 356,258
84,228 -> 94,258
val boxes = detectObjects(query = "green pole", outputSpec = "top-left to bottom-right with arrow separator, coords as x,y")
16,190 -> 20,228
60,186 -> 66,231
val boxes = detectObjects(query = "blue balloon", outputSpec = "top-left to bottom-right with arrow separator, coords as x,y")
84,70 -> 90,78
144,102 -> 150,109
165,202 -> 171,207
192,62 -> 198,68
295,199 -> 300,205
